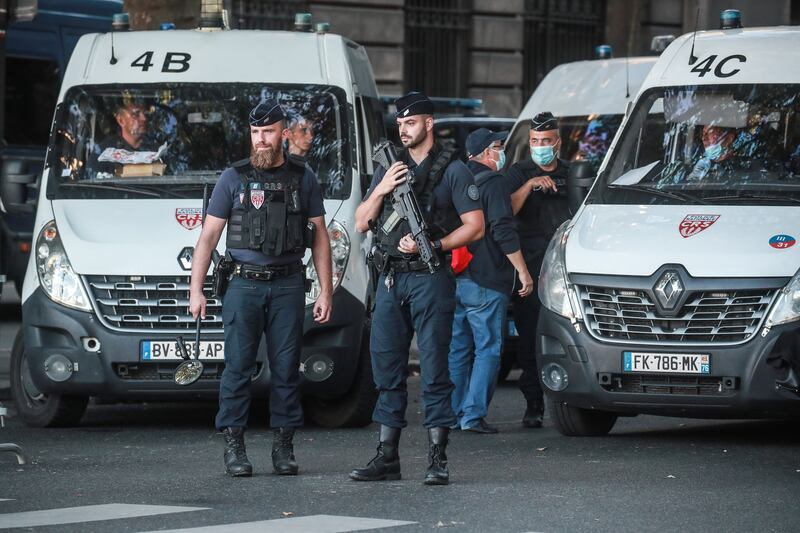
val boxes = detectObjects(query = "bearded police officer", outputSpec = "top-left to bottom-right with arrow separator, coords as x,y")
189,100 -> 333,477
505,111 -> 571,428
350,92 -> 484,485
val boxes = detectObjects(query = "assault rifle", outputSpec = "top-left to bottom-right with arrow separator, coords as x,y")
372,141 -> 440,273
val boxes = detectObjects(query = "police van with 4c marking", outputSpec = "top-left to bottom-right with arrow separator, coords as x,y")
10,14 -> 388,428
537,17 -> 800,436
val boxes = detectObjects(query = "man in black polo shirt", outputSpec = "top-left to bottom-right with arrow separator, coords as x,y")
448,128 -> 534,434
505,111 -> 571,428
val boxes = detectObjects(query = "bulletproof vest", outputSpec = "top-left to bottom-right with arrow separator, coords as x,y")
225,157 -> 306,257
376,143 -> 460,257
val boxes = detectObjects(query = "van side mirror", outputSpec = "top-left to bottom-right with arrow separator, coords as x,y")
0,158 -> 39,214
567,161 -> 595,214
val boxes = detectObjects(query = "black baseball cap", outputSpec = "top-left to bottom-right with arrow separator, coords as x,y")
465,128 -> 508,158
395,91 -> 434,119
249,99 -> 286,127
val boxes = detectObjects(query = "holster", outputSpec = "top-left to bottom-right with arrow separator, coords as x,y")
212,251 -> 234,298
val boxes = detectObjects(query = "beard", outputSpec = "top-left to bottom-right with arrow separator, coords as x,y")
250,144 -> 279,169
400,128 -> 427,149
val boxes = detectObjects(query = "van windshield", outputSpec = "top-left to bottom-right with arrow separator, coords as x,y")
590,84 -> 800,205
48,83 -> 351,200
507,114 -> 623,175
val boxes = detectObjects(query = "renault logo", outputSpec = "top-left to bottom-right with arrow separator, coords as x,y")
177,247 -> 194,271
654,270 -> 683,310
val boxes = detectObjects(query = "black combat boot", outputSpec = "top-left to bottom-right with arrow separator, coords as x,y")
522,401 -> 544,428
349,425 -> 401,481
222,427 -> 253,477
424,427 -> 449,486
272,428 -> 299,475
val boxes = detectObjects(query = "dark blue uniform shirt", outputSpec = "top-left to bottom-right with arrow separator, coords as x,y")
365,152 -> 481,221
207,157 -> 325,266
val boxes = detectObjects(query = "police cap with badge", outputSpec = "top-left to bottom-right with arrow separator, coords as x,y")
530,111 -> 558,131
249,99 -> 286,127
395,91 -> 434,119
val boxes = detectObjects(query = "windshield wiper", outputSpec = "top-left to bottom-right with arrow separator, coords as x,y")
702,194 -> 800,205
59,182 -> 162,198
607,184 -> 706,204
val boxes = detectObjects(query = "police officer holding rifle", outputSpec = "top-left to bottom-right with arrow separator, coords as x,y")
189,100 -> 333,478
349,92 -> 484,485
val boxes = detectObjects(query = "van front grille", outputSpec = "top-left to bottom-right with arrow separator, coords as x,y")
601,373 -> 735,396
579,286 -> 774,345
86,275 -> 223,332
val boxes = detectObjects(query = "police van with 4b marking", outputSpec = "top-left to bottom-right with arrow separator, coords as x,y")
10,13 -> 388,428
537,15 -> 800,436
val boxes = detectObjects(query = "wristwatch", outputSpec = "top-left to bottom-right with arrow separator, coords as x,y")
432,239 -> 443,251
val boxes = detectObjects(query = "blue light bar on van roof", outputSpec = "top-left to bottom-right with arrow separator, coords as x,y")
720,9 -> 742,30
595,45 -> 613,59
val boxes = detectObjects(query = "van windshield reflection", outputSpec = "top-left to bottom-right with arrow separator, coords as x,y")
49,83 -> 351,200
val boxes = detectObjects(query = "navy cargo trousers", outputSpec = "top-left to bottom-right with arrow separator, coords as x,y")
215,272 -> 305,430
370,267 -> 458,429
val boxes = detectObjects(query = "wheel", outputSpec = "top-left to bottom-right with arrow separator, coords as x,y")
10,329 -> 88,427
551,400 -> 618,436
304,321 -> 378,428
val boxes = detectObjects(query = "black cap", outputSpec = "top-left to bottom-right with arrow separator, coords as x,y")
249,99 -> 286,127
465,128 -> 508,158
530,112 -> 558,131
395,91 -> 434,119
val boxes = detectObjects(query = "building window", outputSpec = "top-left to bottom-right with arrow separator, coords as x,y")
231,0 -> 309,30
404,0 -> 471,97
523,0 -> 606,96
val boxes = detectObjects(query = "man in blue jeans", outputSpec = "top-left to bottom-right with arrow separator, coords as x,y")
448,128 -> 534,433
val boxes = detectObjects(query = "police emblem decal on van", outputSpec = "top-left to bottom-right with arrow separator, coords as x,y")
251,190 -> 265,209
679,214 -> 720,238
175,208 -> 203,230
769,234 -> 796,249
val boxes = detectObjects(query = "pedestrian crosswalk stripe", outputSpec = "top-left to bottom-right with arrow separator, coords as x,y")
0,503 -> 207,529
139,514 -> 417,533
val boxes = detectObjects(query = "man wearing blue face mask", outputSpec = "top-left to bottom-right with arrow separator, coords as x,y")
447,128 -> 534,434
504,111 -> 571,429
688,125 -> 737,180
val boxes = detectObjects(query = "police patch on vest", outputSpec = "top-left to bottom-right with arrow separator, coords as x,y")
250,189 -> 265,209
467,184 -> 479,201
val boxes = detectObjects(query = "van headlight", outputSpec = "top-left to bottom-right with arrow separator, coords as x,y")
765,269 -> 800,327
305,220 -> 350,306
538,221 -> 582,324
35,220 -> 91,311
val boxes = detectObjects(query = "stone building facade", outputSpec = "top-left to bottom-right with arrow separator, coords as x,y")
124,0 -> 797,116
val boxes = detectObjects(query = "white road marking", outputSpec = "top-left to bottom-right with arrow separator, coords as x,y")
0,503 -> 207,529
141,514 -> 417,533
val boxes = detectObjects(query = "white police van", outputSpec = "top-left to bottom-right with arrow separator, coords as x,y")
505,52 -> 658,176
9,20 -> 387,428
537,24 -> 800,435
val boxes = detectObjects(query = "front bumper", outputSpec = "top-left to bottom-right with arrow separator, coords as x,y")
536,307 -> 800,418
22,286 -> 365,398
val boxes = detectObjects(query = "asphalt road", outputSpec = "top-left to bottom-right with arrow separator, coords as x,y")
1,282 -> 799,532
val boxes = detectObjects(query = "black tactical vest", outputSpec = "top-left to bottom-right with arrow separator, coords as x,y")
225,157 -> 307,257
376,143 -> 461,257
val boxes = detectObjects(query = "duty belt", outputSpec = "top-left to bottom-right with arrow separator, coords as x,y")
386,257 -> 434,273
233,261 -> 303,281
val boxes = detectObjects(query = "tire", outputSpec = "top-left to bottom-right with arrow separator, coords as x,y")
304,322 -> 378,428
10,329 -> 88,428
551,400 -> 618,436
